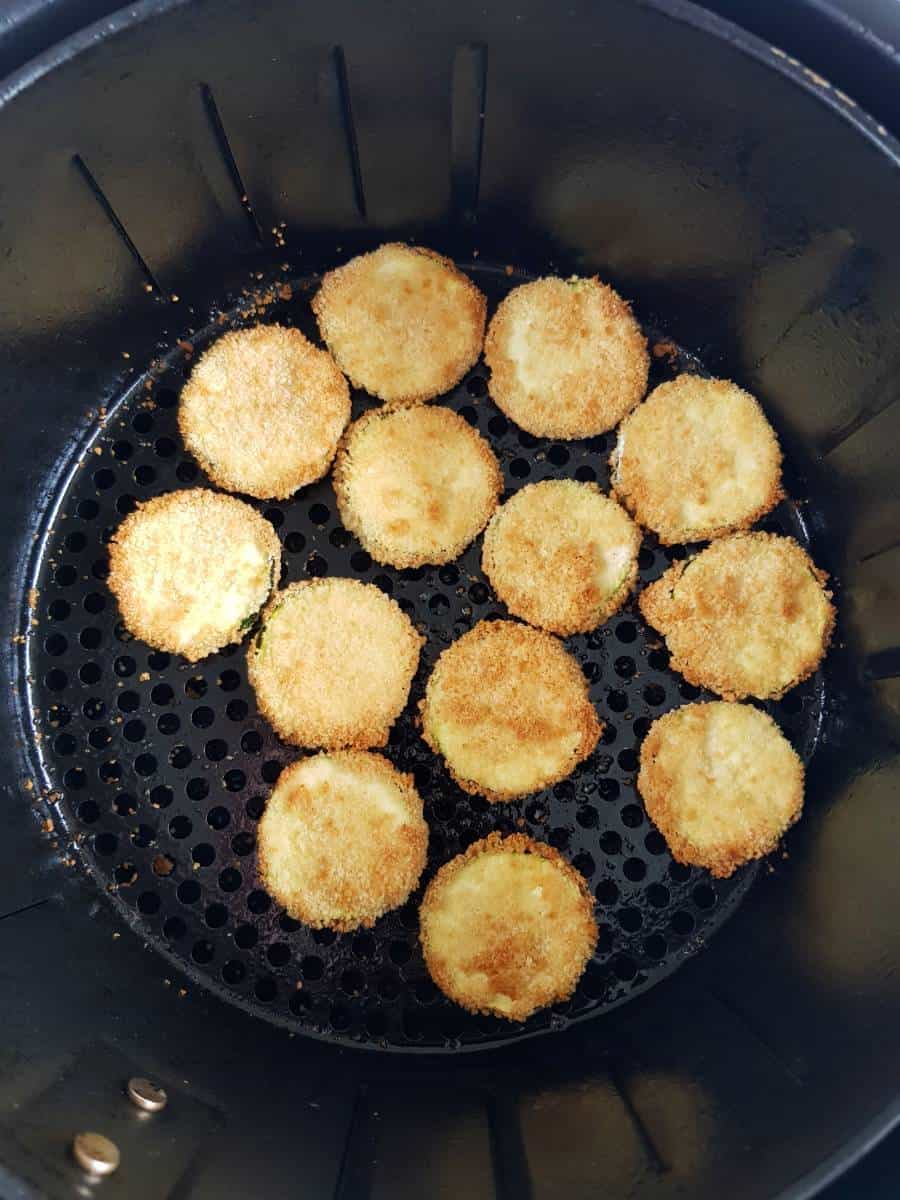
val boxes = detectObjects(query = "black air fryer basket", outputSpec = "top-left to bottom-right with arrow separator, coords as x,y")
1,1 -> 899,1197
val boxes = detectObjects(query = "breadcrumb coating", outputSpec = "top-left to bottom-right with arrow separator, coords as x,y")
638,702 -> 804,878
484,276 -> 649,438
248,578 -> 423,749
258,751 -> 428,930
420,620 -> 601,800
179,324 -> 350,500
419,833 -> 597,1021
108,488 -> 280,662
612,375 -> 783,543
312,244 -> 487,406
334,405 -> 502,567
640,532 -> 834,700
482,480 -> 641,634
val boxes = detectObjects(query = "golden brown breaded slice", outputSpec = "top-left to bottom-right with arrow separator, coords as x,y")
247,577 -> 422,749
312,244 -> 487,406
611,375 -> 783,543
333,405 -> 502,568
481,480 -> 641,635
638,702 -> 804,878
420,620 -> 601,801
484,276 -> 649,438
108,488 -> 280,662
640,532 -> 834,700
178,324 -> 350,500
419,833 -> 597,1021
257,751 -> 428,930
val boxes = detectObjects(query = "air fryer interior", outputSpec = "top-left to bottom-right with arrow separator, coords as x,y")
1,0 -> 899,1197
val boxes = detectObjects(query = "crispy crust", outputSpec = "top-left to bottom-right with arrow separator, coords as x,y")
611,375 -> 783,543
481,480 -> 641,635
178,324 -> 351,500
419,832 -> 598,1021
484,276 -> 649,439
639,532 -> 835,700
312,244 -> 487,406
247,578 -> 423,749
637,702 -> 804,878
257,751 -> 428,931
333,405 -> 503,568
107,488 -> 280,662
420,619 -> 602,801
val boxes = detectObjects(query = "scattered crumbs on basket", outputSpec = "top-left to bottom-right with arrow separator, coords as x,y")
171,294 -> 180,303
23,778 -> 33,792
93,445 -> 103,455
112,930 -> 121,939
177,339 -> 194,355
505,264 -> 514,276
652,339 -> 679,362
26,588 -> 39,609
122,351 -> 131,360
41,817 -> 54,833
139,671 -> 151,682
178,988 -> 188,998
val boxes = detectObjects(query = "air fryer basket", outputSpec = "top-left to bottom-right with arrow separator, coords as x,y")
1,0 -> 899,1197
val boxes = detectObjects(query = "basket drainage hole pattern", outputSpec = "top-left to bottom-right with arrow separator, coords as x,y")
25,259 -> 826,1051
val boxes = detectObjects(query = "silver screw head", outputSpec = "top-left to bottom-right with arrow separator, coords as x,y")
126,1076 -> 168,1113
72,1131 -> 120,1176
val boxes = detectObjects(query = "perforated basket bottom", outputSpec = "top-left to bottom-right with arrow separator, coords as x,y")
23,261 -> 825,1052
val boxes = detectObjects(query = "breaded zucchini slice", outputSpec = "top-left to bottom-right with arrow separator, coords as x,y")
482,480 -> 640,634
179,324 -> 350,499
638,702 -> 804,878
419,833 -> 597,1021
248,578 -> 422,749
484,276 -> 649,438
612,375 -> 783,543
108,488 -> 280,661
420,619 -> 601,801
312,244 -> 486,406
258,751 -> 428,930
334,405 -> 502,568
640,532 -> 834,700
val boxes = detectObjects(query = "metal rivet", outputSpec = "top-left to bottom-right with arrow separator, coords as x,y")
126,1076 -> 168,1113
72,1131 -> 120,1176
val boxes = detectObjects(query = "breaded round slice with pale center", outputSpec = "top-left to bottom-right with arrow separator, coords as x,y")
640,532 -> 834,700
312,244 -> 487,406
638,702 -> 804,878
420,620 -> 601,801
612,375 -> 783,543
482,480 -> 641,635
258,751 -> 428,930
108,488 -> 280,662
484,276 -> 649,438
419,833 -> 597,1021
333,405 -> 503,568
178,324 -> 350,499
248,578 -> 423,749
